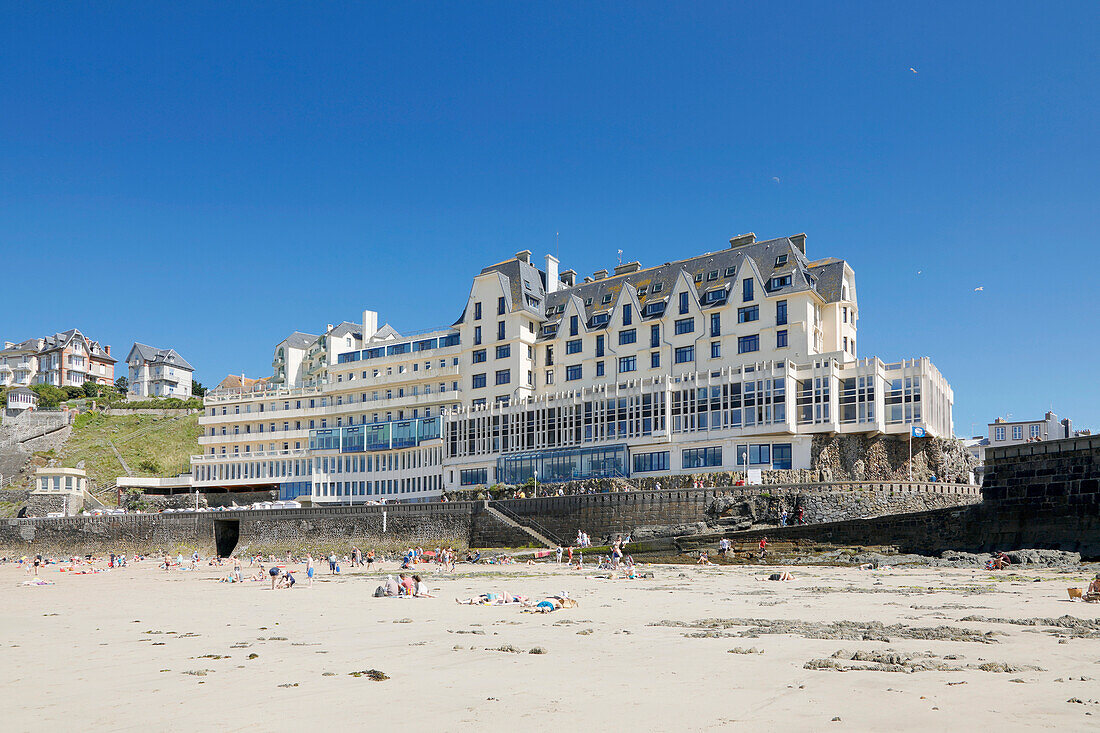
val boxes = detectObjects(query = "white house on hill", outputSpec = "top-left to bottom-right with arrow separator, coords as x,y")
126,343 -> 195,399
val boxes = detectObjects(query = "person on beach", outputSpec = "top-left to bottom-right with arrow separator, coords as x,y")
1084,573 -> 1100,603
306,555 -> 315,587
758,537 -> 768,559
163,554 -> 172,572
328,552 -> 337,575
780,510 -> 788,527
366,550 -> 375,569
796,507 -> 804,525
567,546 -> 574,564
269,565 -> 281,590
399,573 -> 415,596
233,556 -> 242,583
384,575 -> 400,596
413,574 -> 432,597
556,545 -> 564,564
33,554 -> 42,576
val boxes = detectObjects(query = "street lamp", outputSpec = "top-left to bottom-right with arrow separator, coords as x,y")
534,469 -> 538,498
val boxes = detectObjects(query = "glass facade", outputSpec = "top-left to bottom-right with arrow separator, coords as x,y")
309,416 -> 441,453
497,444 -> 628,484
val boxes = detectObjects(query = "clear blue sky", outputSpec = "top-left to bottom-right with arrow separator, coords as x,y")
2,2 -> 1097,436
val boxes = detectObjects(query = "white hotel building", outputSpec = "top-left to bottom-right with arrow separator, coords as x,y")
190,232 -> 954,503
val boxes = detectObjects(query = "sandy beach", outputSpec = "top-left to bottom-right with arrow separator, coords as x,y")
3,556 -> 1099,731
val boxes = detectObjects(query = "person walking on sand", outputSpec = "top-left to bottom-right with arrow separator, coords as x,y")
233,556 -> 242,583
306,555 -> 315,587
556,545 -> 563,564
269,565 -> 281,590
327,552 -> 337,575
758,536 -> 768,560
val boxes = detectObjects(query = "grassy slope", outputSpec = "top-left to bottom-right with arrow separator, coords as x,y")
59,412 -> 202,488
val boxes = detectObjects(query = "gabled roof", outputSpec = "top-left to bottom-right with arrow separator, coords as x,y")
327,321 -> 362,340
280,331 -> 318,350
9,386 -> 36,397
127,343 -> 194,371
216,374 -> 271,390
368,324 -> 401,342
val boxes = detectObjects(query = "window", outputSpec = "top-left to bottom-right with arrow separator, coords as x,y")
566,339 -> 582,355
622,303 -> 632,325
472,349 -> 487,363
498,296 -> 505,315
650,351 -> 661,368
545,346 -> 554,366
595,334 -> 605,357
674,318 -> 694,335
619,328 -> 636,345
545,370 -> 554,385
602,293 -> 613,304
497,321 -> 505,340
1029,424 -> 1041,439
773,443 -> 792,469
596,361 -> 605,376
706,270 -> 718,281
995,426 -> 1006,441
775,254 -> 788,266
703,288 -> 726,304
749,444 -> 771,465
495,369 -> 511,385
770,275 -> 792,290
566,365 -> 583,381
474,302 -> 482,320
618,356 -> 637,373
474,326 -> 482,345
644,301 -> 666,317
651,282 -> 663,293
679,291 -> 690,314
633,451 -> 670,473
693,273 -> 702,283
460,468 -> 487,486
1012,425 -> 1023,441
584,297 -> 593,306
496,344 -> 510,359
710,312 -> 721,337
710,341 -> 721,358
650,324 -> 660,347
570,315 -> 579,336
674,345 -> 694,364
777,330 -> 788,348
842,306 -> 848,323
682,446 -> 722,469
724,266 -> 735,277
743,278 -> 754,302
472,373 -> 486,389
738,335 -> 760,354
776,300 -> 787,325
637,287 -> 647,296
738,305 -> 759,323
591,313 -> 610,327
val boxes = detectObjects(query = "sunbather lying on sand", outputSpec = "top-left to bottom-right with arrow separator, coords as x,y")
523,594 -> 578,612
455,592 -> 529,605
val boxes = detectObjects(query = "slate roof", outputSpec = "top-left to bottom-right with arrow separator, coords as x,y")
128,343 -> 195,371
34,329 -> 116,362
281,331 -> 318,350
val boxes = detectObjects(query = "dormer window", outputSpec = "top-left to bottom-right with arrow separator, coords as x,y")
652,282 -> 664,293
707,270 -> 718,281
775,254 -> 788,266
584,297 -> 593,306
637,287 -> 648,297
542,324 -> 558,336
601,293 -> 613,304
693,273 -> 703,283
769,275 -> 792,290
591,313 -> 610,327
643,301 -> 666,317
703,288 -> 727,304
724,266 -> 736,277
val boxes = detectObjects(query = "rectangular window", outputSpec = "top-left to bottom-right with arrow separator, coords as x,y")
1029,424 -> 1041,438
566,339 -> 582,355
770,275 -> 792,290
495,369 -> 511,385
618,356 -> 637,373
1012,425 -> 1023,440
743,278 -> 754,302
472,349 -> 487,363
472,373 -> 486,389
679,291 -> 690,314
545,370 -> 554,385
995,426 -> 1006,441
474,302 -> 482,320
497,321 -> 505,340
460,468 -> 487,486
619,328 -> 636,345
773,443 -> 792,469
749,444 -> 771,465
644,301 -> 666,317
674,318 -> 694,335
738,305 -> 759,323
595,361 -> 605,377
474,326 -> 481,345
622,303 -> 632,326
682,446 -> 722,469
738,335 -> 760,354
674,345 -> 694,364
650,324 -> 660,347
498,296 -> 506,315
710,341 -> 721,358
777,330 -> 788,348
569,315 -> 579,336
595,334 -> 605,357
495,344 -> 510,359
776,300 -> 787,325
566,365 -> 582,381
651,351 -> 660,368
633,451 -> 670,473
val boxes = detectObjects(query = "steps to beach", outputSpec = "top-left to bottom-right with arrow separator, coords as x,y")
482,501 -> 557,549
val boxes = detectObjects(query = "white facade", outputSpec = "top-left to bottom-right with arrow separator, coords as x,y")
126,343 -> 195,399
191,231 -> 956,502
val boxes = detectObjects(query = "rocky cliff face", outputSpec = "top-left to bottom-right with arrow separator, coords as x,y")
810,435 -> 976,483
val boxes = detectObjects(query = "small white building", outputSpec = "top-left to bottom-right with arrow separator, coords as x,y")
31,466 -> 88,517
5,386 -> 38,417
126,343 -> 195,399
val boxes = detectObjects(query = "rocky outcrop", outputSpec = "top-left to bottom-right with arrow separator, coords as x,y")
811,434 -> 976,483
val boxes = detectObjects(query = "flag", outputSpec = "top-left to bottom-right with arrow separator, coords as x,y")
911,426 -> 926,438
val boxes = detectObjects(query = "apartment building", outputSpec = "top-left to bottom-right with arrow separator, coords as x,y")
0,330 -> 115,388
125,343 -> 195,399
191,231 -> 955,503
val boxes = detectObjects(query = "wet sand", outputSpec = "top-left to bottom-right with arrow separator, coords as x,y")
2,558 -> 1099,731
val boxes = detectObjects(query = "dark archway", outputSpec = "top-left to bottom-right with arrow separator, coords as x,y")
213,519 -> 240,557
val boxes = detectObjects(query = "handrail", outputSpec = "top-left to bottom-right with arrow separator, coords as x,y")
488,500 -> 563,546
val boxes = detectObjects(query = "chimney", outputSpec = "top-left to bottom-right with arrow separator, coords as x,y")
104,345 -> 111,356
790,233 -> 807,254
583,276 -> 593,284
729,232 -> 756,248
544,254 -> 560,293
614,261 -> 641,275
560,269 -> 576,288
326,324 -> 333,332
1061,418 -> 1073,438
362,310 -> 378,339
515,250 -> 532,264
593,269 -> 609,281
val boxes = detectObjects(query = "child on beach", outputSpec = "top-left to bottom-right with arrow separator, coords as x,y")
306,555 -> 315,587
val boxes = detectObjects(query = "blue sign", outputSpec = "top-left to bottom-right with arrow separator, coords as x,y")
911,426 -> 927,438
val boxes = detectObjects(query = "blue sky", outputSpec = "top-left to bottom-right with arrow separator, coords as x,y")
1,2 -> 1097,435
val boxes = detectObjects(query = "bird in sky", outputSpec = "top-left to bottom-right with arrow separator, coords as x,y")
910,67 -> 918,74
917,270 -> 922,275
771,176 -> 780,183
974,286 -> 984,291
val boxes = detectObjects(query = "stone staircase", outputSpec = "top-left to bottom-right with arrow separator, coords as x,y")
482,501 -> 557,549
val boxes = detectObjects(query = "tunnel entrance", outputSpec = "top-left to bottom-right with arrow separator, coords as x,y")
213,519 -> 240,557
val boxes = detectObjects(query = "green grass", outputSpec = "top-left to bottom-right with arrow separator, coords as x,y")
59,412 -> 202,488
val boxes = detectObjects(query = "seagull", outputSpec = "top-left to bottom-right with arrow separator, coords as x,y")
771,176 -> 780,183
910,67 -> 918,74
917,270 -> 922,275
973,286 -> 984,291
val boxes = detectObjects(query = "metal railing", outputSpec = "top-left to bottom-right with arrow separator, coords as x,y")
488,500 -> 562,545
